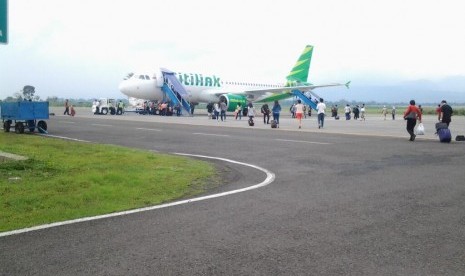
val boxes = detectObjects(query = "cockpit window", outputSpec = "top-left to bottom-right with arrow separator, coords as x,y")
145,75 -> 150,80
139,75 -> 145,80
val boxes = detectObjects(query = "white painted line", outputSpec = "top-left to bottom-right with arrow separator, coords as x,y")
275,138 -> 331,145
58,121 -> 76,124
0,151 -> 28,161
91,123 -> 113,127
136,128 -> 162,131
0,153 -> 275,237
40,134 -> 91,143
193,133 -> 230,137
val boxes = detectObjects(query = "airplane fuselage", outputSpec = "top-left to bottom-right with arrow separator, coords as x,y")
119,70 -> 284,104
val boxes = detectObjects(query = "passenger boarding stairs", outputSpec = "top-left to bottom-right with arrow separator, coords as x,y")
291,89 -> 322,110
160,68 -> 191,115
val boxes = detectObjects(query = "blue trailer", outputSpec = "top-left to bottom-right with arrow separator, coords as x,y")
0,101 -> 49,134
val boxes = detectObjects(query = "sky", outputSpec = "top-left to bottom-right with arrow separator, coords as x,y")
1,0 -> 465,102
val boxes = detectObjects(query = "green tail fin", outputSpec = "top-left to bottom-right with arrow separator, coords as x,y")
286,45 -> 313,84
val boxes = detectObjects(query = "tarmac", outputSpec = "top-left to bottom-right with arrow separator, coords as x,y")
59,106 -> 465,140
1,107 -> 464,275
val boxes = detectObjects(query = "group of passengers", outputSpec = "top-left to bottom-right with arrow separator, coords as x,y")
138,101 -> 181,116
206,100 -> 284,128
206,100 -> 228,121
330,104 -> 366,121
289,103 -> 311,119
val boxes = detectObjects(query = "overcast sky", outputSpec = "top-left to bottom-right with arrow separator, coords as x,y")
1,0 -> 465,101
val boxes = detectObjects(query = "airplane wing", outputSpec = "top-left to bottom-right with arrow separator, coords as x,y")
244,82 -> 350,94
244,81 -> 351,102
203,81 -> 350,102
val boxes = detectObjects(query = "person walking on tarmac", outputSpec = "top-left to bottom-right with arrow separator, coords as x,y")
261,103 -> 270,124
272,100 -> 282,128
247,102 -> 256,125
295,99 -> 304,129
235,103 -> 242,120
439,100 -> 453,127
317,98 -> 327,129
403,99 -> 422,141
116,100 -> 125,115
70,105 -> 76,117
64,99 -> 70,115
219,100 -> 227,121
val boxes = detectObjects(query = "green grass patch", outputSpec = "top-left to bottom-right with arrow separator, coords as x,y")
0,132 -> 218,232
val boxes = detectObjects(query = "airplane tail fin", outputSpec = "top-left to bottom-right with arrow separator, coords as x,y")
286,45 -> 313,84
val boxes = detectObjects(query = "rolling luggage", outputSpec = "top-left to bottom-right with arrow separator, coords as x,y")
270,120 -> 277,128
248,118 -> 254,126
438,128 -> 451,143
435,122 -> 448,131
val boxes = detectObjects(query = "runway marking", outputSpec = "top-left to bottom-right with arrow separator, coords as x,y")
0,153 -> 275,237
275,138 -> 331,145
193,133 -> 230,137
91,123 -> 113,127
136,128 -> 162,131
58,121 -> 76,124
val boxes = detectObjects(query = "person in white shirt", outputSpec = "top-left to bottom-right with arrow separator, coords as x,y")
316,98 -> 326,129
360,104 -> 366,121
294,100 -> 304,129
344,104 -> 352,120
247,102 -> 256,125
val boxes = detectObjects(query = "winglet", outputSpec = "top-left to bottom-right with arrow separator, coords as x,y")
345,81 -> 351,89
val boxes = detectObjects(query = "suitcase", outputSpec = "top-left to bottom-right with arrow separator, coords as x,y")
435,122 -> 448,131
438,128 -> 451,143
270,120 -> 277,128
211,114 -> 216,120
335,115 -> 340,120
456,135 -> 465,141
248,118 -> 254,126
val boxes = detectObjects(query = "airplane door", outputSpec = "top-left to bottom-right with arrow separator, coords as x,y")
154,70 -> 164,87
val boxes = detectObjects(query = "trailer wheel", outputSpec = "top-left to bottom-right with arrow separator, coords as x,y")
3,121 -> 11,132
15,122 -> 25,134
38,120 -> 48,133
101,108 -> 108,115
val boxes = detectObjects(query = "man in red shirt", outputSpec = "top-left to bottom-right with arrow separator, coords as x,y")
403,100 -> 422,141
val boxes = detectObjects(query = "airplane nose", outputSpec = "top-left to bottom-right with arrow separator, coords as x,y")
118,81 -> 129,94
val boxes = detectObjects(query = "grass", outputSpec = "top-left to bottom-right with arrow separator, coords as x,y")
0,132 -> 218,232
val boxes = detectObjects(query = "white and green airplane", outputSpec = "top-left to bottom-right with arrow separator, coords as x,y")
118,45 -> 350,112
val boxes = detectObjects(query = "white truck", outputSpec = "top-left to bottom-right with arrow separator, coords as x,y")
92,98 -> 116,115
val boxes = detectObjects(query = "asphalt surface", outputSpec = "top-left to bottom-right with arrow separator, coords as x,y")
1,109 -> 465,275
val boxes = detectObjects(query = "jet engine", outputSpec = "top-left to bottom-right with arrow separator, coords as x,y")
219,94 -> 248,112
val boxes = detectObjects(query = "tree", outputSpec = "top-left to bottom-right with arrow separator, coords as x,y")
22,85 -> 35,100
13,92 -> 23,101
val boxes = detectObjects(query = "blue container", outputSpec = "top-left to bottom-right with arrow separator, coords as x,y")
0,101 -> 49,120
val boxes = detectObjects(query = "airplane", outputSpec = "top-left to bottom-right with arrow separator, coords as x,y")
118,45 -> 350,113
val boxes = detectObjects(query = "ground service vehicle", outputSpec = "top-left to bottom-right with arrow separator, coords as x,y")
92,98 -> 116,115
